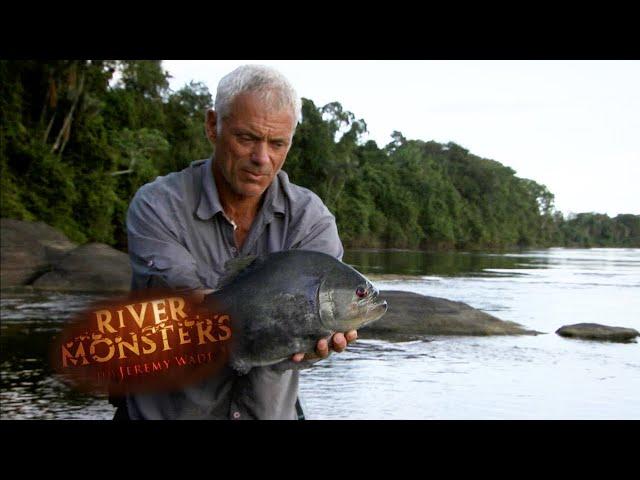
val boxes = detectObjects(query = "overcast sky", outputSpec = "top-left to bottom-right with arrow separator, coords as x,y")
162,60 -> 639,217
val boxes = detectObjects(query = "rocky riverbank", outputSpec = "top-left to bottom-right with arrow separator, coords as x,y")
1,218 -> 131,292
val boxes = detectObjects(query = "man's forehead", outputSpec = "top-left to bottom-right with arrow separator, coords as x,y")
227,92 -> 295,125
223,99 -> 295,137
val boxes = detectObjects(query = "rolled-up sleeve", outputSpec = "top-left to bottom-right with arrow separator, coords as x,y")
127,186 -> 204,292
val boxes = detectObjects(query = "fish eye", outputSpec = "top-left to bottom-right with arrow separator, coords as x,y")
356,287 -> 368,298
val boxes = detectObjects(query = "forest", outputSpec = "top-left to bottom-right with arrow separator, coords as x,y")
2,60 -> 638,250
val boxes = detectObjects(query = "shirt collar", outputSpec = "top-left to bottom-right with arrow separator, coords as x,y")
195,156 -> 286,220
195,156 -> 224,220
266,170 -> 286,216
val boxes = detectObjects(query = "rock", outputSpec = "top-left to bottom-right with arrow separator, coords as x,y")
1,219 -> 131,293
556,323 -> 639,343
1,218 -> 77,288
32,243 -> 132,292
360,289 -> 539,338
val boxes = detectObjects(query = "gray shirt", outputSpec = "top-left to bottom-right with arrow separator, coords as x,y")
124,156 -> 343,419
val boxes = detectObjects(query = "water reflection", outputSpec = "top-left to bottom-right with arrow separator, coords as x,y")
343,248 -> 640,278
343,249 -> 550,277
1,293 -> 115,420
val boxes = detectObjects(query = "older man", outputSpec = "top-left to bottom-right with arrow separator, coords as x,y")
114,65 -> 356,420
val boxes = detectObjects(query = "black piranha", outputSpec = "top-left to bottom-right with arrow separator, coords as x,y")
201,250 -> 388,374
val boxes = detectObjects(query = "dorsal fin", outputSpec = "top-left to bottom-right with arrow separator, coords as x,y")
215,255 -> 259,290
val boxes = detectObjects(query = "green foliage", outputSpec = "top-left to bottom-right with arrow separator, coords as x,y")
1,60 -> 637,250
560,213 -> 640,247
0,60 -> 211,249
286,98 -> 638,249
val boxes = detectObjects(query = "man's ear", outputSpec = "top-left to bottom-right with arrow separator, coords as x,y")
205,109 -> 218,144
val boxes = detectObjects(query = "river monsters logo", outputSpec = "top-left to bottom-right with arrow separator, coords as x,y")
50,289 -> 232,395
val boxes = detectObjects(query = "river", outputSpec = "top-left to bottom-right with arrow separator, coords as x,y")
1,248 -> 638,419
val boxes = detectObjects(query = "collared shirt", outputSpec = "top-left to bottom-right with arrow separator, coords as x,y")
124,156 -> 343,419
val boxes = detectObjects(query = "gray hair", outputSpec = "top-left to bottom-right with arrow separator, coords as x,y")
214,65 -> 302,133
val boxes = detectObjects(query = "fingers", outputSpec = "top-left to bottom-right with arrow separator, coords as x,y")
291,352 -> 305,362
302,331 -> 359,363
331,331 -> 358,352
332,332 -> 347,353
316,338 -> 330,358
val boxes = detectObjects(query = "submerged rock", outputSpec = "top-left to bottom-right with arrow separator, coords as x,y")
1,218 -> 77,288
32,243 -> 131,292
556,323 -> 639,343
360,290 -> 539,338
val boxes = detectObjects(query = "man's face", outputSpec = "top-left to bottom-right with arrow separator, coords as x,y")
206,91 -> 296,198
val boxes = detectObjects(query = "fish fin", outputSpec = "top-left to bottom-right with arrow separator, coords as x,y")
269,357 -> 322,372
215,255 -> 260,290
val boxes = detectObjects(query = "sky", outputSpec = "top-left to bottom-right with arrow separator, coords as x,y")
162,60 -> 640,217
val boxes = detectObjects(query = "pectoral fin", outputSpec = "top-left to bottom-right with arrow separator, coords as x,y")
269,357 -> 322,372
215,255 -> 260,290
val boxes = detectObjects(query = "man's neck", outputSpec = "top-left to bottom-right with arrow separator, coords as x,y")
212,161 -> 263,223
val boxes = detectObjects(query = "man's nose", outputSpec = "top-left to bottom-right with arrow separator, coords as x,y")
250,141 -> 270,165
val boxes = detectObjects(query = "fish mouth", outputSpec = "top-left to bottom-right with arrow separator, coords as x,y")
367,287 -> 387,311
358,294 -> 387,328
369,298 -> 388,316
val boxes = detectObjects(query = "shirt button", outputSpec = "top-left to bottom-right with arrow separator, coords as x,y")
232,411 -> 241,419
230,247 -> 237,254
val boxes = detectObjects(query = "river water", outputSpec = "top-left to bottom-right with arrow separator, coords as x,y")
1,248 -> 638,419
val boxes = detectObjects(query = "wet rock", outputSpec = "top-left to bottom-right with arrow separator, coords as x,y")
556,323 -> 639,343
360,290 -> 540,338
32,243 -> 131,292
1,218 -> 77,288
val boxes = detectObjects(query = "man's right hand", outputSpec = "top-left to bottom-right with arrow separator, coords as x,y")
291,330 -> 358,362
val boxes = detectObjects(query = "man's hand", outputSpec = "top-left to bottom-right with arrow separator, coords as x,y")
291,330 -> 358,363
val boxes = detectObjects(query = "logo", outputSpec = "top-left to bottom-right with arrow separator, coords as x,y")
50,289 -> 232,395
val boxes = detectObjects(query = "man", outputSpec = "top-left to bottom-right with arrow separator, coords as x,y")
114,64 -> 357,420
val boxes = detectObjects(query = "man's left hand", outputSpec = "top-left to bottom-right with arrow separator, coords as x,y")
291,330 -> 358,362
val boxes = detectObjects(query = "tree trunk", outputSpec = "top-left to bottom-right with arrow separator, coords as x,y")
52,71 -> 85,154
43,112 -> 56,144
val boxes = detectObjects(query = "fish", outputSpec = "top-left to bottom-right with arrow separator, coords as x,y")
201,249 -> 388,375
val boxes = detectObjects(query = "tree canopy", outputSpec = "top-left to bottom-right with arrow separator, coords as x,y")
2,60 -> 637,250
